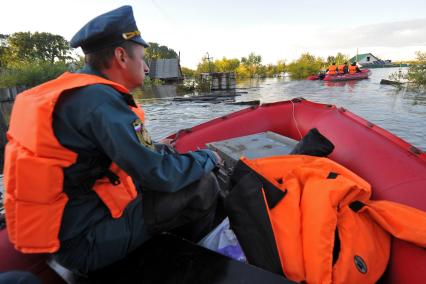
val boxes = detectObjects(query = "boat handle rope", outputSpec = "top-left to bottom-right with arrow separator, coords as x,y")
291,100 -> 303,140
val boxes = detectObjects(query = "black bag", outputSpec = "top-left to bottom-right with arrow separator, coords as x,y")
290,128 -> 334,157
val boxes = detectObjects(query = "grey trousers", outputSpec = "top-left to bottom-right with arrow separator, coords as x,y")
52,173 -> 220,274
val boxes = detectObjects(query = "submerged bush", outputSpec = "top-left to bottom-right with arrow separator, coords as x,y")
142,76 -> 163,87
389,51 -> 426,90
287,53 -> 324,80
0,61 -> 68,88
406,51 -> 426,88
176,78 -> 211,93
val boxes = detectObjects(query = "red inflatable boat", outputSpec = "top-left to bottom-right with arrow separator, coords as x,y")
307,69 -> 370,81
1,98 -> 425,283
169,98 -> 426,283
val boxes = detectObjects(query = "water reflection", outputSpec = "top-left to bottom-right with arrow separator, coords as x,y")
323,80 -> 359,89
132,85 -> 183,102
235,78 -> 264,89
133,68 -> 425,150
400,89 -> 426,106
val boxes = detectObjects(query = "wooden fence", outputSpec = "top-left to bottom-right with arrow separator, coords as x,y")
0,86 -> 25,173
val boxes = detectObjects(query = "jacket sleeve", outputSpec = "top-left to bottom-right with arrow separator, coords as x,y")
81,95 -> 218,193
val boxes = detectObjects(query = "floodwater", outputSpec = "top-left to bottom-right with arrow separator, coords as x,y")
137,67 -> 426,151
0,68 -> 425,198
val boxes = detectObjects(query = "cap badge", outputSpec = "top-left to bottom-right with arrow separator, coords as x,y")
122,30 -> 141,40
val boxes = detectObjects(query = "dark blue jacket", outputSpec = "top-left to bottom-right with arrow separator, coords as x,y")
53,66 -> 218,241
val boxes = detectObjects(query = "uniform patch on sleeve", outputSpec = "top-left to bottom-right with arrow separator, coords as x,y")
133,119 -> 155,150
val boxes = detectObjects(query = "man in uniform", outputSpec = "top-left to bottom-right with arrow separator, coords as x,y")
4,5 -> 221,274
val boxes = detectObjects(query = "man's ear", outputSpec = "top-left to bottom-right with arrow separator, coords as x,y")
114,47 -> 127,68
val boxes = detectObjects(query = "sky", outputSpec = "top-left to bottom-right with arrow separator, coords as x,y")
1,0 -> 426,68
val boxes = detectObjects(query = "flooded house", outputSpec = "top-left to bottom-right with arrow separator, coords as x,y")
148,58 -> 184,83
349,53 -> 380,65
349,53 -> 406,68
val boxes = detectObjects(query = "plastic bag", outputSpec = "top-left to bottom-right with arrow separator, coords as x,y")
198,217 -> 247,262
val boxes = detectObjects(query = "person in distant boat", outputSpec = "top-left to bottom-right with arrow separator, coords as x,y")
349,62 -> 362,74
4,5 -> 222,274
326,62 -> 337,75
338,62 -> 349,75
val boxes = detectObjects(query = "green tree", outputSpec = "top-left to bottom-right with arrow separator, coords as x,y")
214,57 -> 240,72
181,66 -> 196,78
0,61 -> 68,88
241,52 -> 262,78
0,32 -> 79,87
326,56 -> 336,65
335,52 -> 349,65
69,55 -> 85,71
255,65 -> 267,78
276,60 -> 286,73
235,65 -> 250,79
0,34 -> 9,68
287,53 -> 325,80
5,32 -> 71,66
194,54 -> 285,79
390,51 -> 426,89
406,51 -> 426,87
326,52 -> 349,66
145,42 -> 178,61
196,57 -> 217,73
264,64 -> 277,78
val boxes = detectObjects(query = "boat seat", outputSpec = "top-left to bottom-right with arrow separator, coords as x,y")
46,257 -> 90,284
48,233 -> 294,284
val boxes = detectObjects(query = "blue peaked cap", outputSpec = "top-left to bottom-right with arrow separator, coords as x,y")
70,5 -> 149,54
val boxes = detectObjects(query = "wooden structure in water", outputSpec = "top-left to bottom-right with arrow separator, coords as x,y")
148,59 -> 184,83
200,72 -> 236,91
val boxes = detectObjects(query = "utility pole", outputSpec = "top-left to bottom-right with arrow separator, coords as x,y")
203,52 -> 214,92
205,52 -> 213,74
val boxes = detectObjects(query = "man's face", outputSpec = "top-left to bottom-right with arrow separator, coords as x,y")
124,45 -> 149,90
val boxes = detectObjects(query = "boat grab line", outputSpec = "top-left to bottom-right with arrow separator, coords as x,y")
291,100 -> 303,140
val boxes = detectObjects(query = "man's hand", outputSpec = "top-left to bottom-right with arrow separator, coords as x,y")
158,138 -> 175,147
212,151 -> 224,166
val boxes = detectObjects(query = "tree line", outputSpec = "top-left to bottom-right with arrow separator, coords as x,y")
188,52 -> 286,79
1,31 -> 424,88
0,32 -> 81,88
183,52 -> 350,80
0,31 -> 181,88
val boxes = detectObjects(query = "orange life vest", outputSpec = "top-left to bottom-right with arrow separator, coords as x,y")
337,64 -> 345,73
328,65 -> 337,75
4,72 -> 142,253
349,65 -> 357,74
226,155 -> 426,284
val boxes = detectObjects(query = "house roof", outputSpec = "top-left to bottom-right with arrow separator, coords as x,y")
348,53 -> 380,63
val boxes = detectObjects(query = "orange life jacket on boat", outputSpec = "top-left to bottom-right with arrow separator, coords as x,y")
226,155 -> 426,284
4,72 -> 142,253
349,65 -> 358,74
328,65 -> 337,75
337,64 -> 345,74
